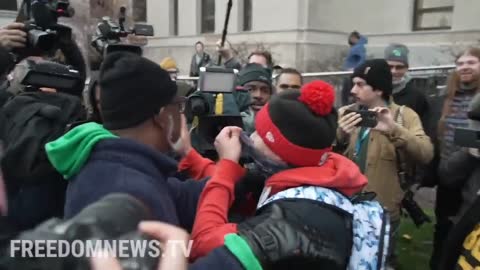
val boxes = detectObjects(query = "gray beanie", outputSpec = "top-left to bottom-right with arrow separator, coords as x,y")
384,43 -> 409,66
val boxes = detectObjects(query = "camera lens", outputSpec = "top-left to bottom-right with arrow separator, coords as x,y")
29,29 -> 56,51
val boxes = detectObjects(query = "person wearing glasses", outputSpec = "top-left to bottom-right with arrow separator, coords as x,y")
385,44 -> 429,123
45,52 -> 198,228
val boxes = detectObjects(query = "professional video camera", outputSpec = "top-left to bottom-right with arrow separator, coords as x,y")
395,147 -> 432,227
16,59 -> 82,94
16,0 -> 75,53
91,16 -> 154,57
1,194 -> 159,270
185,67 -> 248,155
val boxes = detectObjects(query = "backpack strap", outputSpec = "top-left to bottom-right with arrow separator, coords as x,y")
394,105 -> 405,127
393,105 -> 412,191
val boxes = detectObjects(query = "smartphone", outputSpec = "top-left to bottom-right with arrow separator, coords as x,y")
345,109 -> 378,128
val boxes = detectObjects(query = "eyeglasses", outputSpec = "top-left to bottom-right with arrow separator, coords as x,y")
278,84 -> 301,90
169,96 -> 186,113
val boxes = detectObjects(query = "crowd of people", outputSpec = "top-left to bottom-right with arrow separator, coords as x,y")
0,18 -> 479,270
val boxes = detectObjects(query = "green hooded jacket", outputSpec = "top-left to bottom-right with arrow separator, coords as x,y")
45,122 -> 118,179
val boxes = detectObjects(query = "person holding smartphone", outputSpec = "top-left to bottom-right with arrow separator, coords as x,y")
336,59 -> 434,269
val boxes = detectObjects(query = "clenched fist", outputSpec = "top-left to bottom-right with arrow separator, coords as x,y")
214,126 -> 243,163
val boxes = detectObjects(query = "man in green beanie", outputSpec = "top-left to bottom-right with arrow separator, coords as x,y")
237,63 -> 273,134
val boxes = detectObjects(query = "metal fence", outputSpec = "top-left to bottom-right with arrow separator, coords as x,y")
177,64 -> 456,107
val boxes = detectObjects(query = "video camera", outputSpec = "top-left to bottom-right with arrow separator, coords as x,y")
1,194 -> 159,270
185,67 -> 247,155
91,16 -> 154,57
16,59 -> 82,94
16,0 -> 75,53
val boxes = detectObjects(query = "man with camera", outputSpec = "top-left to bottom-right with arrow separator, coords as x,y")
337,59 -> 433,269
0,14 -> 87,230
0,21 -> 86,97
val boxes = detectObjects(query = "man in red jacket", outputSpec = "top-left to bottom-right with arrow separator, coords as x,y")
179,81 -> 382,269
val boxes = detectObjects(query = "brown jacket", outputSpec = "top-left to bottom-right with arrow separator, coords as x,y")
337,102 -> 434,220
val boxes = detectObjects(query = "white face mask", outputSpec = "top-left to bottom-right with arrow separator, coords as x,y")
167,114 -> 183,153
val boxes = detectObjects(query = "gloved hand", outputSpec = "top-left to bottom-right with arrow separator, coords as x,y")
224,204 -> 344,270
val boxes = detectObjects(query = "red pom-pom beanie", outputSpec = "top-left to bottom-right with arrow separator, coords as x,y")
255,80 -> 338,167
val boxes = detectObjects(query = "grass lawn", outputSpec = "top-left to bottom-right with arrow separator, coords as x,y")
398,212 -> 435,270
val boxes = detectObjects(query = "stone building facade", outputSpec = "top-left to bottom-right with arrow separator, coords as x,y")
1,0 -> 480,73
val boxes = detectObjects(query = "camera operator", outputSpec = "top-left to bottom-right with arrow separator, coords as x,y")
336,59 -> 433,268
0,21 -> 86,98
0,17 -> 88,230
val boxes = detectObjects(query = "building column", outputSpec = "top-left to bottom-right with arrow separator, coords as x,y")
147,0 -> 170,37
177,0 -> 199,35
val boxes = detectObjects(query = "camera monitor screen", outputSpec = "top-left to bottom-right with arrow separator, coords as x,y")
199,68 -> 236,93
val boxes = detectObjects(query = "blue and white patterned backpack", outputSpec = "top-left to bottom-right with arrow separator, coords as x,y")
257,186 -> 390,270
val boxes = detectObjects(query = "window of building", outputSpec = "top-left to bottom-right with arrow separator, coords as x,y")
201,0 -> 215,34
133,0 -> 147,22
0,0 -> 17,11
413,0 -> 454,31
243,0 -> 252,31
172,0 -> 178,36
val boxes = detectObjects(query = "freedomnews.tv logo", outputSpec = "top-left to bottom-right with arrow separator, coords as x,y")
10,239 -> 194,258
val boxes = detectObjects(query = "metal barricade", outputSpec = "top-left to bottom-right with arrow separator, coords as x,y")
176,64 -> 455,107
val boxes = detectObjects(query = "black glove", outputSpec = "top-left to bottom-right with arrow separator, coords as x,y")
227,204 -> 345,270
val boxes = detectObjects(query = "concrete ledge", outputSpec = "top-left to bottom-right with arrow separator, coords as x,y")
0,10 -> 17,18
147,29 -> 349,48
367,30 -> 480,46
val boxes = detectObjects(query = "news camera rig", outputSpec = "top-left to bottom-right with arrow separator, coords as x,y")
0,194 -> 159,270
185,67 -> 248,157
91,16 -> 154,57
9,1 -> 82,93
15,0 -> 75,55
